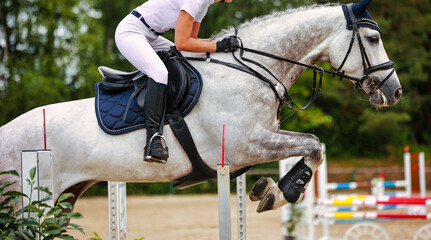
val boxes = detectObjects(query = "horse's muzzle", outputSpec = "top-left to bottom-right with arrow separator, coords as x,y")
369,87 -> 402,106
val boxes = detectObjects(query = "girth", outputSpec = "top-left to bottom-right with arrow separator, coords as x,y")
168,110 -> 252,189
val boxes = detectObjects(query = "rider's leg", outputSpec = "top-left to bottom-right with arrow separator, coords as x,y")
143,78 -> 169,163
115,16 -> 170,163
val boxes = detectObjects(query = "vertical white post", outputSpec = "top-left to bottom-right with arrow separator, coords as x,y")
419,152 -> 426,198
21,150 -> 53,219
236,173 -> 246,240
21,151 -> 39,220
37,150 -> 54,206
404,152 -> 412,197
305,176 -> 315,240
318,143 -> 330,239
109,182 -> 127,240
217,164 -> 231,240
280,158 -> 290,238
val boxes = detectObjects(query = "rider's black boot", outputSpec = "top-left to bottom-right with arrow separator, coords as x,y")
277,157 -> 312,203
143,78 -> 169,164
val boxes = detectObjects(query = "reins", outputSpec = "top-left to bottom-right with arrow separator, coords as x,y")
184,4 -> 396,121
233,37 -> 326,112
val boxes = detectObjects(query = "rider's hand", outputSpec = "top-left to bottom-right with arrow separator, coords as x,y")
216,36 -> 240,52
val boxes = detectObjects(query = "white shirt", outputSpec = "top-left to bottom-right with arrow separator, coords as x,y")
136,0 -> 214,33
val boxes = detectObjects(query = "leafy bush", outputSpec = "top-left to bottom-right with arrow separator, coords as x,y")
0,168 -> 83,239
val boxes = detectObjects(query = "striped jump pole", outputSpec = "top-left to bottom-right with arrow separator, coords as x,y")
321,211 -> 431,220
316,146 -> 427,240
327,204 -> 411,212
326,180 -> 409,191
319,195 -> 431,207
321,150 -> 426,197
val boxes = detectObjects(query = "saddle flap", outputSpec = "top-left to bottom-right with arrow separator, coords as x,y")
166,57 -> 190,112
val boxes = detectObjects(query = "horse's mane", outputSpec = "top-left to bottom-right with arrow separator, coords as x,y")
215,3 -> 340,38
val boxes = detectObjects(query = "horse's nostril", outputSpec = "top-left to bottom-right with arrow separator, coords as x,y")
395,88 -> 402,100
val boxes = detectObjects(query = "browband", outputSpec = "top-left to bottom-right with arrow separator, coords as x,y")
342,4 -> 381,34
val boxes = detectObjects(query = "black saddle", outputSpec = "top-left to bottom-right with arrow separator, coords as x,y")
98,48 -> 190,114
95,47 -> 252,189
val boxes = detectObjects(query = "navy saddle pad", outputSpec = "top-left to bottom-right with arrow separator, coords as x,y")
95,59 -> 202,135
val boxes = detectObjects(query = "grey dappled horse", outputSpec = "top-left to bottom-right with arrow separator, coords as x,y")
0,1 -> 401,213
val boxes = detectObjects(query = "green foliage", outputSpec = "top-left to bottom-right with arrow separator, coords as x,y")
88,232 -> 103,240
0,0 -> 430,161
280,0 -> 431,158
0,168 -> 84,239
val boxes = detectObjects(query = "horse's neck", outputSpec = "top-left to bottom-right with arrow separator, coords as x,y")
237,5 -> 343,89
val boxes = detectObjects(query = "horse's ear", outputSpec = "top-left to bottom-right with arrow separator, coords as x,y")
352,0 -> 372,16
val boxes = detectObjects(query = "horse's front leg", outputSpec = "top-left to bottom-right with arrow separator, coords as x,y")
246,129 -> 323,212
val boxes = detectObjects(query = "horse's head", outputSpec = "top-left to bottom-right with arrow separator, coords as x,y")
328,0 -> 402,106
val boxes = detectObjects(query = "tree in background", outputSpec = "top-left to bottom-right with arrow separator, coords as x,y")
1,0 -> 430,159
0,0 -> 105,122
281,0 -> 430,158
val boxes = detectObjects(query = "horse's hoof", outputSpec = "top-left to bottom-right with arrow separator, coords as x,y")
256,188 -> 276,213
249,177 -> 275,202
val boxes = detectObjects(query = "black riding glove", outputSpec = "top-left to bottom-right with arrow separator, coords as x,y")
216,36 -> 240,52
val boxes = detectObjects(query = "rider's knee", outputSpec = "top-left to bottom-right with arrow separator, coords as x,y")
150,65 -> 169,85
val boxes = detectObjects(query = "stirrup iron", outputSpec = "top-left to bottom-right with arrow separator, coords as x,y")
144,133 -> 169,164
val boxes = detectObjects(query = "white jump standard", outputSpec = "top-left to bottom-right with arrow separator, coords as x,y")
108,182 -> 127,240
21,150 -> 54,215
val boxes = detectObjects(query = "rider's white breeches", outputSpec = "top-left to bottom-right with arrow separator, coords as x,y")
115,14 -> 174,85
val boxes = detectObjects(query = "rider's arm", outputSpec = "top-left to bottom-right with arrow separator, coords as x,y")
175,10 -> 217,52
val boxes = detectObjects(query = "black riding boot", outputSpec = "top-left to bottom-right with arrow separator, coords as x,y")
143,78 -> 169,164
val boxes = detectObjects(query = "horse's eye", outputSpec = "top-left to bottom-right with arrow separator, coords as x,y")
368,36 -> 380,44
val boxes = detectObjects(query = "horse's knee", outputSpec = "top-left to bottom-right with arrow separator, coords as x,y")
305,140 -> 323,168
311,144 -> 323,165
307,133 -> 321,144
